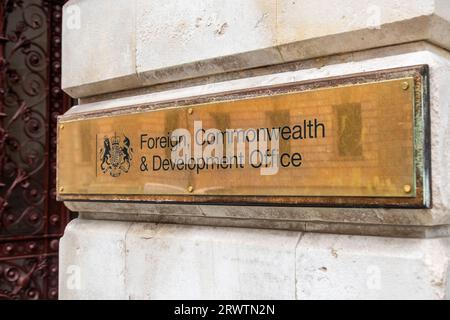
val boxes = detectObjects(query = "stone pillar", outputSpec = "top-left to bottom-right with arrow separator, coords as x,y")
59,0 -> 450,299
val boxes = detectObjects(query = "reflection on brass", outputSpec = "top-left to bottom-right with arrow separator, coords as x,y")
336,103 -> 362,157
57,66 -> 430,208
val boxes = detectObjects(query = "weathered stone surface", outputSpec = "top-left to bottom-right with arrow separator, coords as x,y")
62,0 -> 138,97
59,219 -> 450,299
59,219 -> 131,300
135,0 -> 280,83
125,223 -> 300,299
277,0 -> 440,44
296,233 -> 450,299
58,0 -> 450,301
62,0 -> 450,98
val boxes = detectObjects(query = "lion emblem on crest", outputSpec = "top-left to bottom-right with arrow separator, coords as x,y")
99,134 -> 133,177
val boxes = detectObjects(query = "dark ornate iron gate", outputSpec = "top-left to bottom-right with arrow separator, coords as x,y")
0,0 -> 71,300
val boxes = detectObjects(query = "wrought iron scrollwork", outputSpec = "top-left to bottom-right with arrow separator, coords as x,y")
0,0 -> 71,300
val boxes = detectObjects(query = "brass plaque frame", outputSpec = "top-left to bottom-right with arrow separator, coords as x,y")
57,65 -> 430,208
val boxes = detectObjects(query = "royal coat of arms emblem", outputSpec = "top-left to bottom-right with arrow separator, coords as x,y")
99,134 -> 133,177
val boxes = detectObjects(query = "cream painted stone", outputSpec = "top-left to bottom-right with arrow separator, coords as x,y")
59,219 -> 131,300
61,0 -> 450,98
296,233 -> 450,300
435,0 -> 450,21
277,0 -> 437,43
62,0 -> 137,97
58,219 -> 450,299
58,0 -> 450,301
125,223 -> 300,300
136,0 -> 279,80
63,42 -> 450,237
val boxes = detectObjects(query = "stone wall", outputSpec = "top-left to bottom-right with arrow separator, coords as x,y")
59,0 -> 450,299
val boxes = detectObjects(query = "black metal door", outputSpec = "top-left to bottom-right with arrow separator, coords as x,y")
0,0 -> 71,300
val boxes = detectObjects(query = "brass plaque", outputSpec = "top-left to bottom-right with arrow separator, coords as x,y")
57,66 -> 430,207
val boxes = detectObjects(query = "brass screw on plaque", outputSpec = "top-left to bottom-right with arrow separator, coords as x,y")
188,108 -> 193,115
59,186 -> 64,192
187,186 -> 194,193
403,184 -> 412,194
402,82 -> 410,90
60,124 -> 64,130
